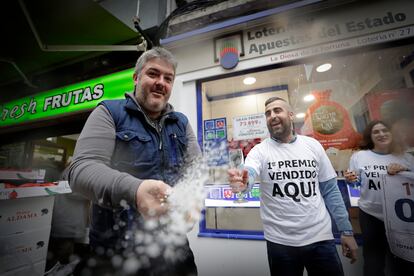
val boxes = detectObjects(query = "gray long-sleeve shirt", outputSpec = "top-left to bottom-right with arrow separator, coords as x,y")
68,97 -> 201,209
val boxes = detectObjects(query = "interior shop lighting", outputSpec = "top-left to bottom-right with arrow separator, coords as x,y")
243,77 -> 256,85
316,63 -> 332,72
303,94 -> 315,102
296,112 -> 306,119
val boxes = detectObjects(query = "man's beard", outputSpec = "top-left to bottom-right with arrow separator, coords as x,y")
268,122 -> 292,140
149,100 -> 165,112
136,86 -> 166,113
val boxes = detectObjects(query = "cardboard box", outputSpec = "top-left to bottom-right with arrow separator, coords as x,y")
0,169 -> 45,182
0,196 -> 54,236
0,181 -> 71,274
0,227 -> 51,273
1,260 -> 46,276
0,180 -> 71,200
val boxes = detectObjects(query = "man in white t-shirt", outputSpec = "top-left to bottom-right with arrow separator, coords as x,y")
228,97 -> 358,276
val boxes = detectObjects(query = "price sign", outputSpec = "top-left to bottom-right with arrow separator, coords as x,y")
382,173 -> 414,262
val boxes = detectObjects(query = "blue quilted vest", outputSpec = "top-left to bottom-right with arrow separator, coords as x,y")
90,97 -> 189,250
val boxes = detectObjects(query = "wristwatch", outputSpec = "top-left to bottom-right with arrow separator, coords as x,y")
341,230 -> 354,236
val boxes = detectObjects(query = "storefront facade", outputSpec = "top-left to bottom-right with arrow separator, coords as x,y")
1,0 -> 413,275
161,0 -> 414,274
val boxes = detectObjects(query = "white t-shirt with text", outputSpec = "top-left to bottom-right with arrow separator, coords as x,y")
349,150 -> 414,221
245,135 -> 337,246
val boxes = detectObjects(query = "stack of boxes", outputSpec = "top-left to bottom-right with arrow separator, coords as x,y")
0,170 -> 71,275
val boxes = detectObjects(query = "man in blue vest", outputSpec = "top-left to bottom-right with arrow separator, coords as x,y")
69,47 -> 200,275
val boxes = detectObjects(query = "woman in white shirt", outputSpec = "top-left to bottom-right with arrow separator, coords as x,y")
345,120 -> 414,276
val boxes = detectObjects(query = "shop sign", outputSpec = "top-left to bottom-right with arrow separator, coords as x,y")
0,68 -> 134,127
244,0 -> 414,59
266,25 -> 414,65
233,113 -> 268,141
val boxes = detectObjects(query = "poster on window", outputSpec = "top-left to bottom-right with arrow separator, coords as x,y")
233,113 -> 268,141
301,90 -> 361,150
382,173 -> 414,262
203,118 -> 228,166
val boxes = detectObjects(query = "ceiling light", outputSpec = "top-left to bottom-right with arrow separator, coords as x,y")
296,113 -> 306,119
303,94 -> 315,102
243,77 -> 256,85
316,63 -> 332,72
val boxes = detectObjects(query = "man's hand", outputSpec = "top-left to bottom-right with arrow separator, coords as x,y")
136,180 -> 171,219
344,170 -> 358,182
228,168 -> 248,193
340,235 -> 358,264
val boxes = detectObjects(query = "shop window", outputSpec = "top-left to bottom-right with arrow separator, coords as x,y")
31,141 -> 66,181
30,136 -> 78,182
0,134 -> 79,183
0,142 -> 28,169
198,43 -> 414,240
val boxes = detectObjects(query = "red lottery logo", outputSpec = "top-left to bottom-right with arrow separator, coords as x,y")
223,189 -> 233,199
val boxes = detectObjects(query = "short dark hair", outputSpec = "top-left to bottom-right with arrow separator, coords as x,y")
265,96 -> 287,107
360,120 -> 390,150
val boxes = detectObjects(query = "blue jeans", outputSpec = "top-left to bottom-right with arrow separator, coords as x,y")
266,239 -> 344,276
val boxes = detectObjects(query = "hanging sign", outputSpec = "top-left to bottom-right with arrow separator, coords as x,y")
0,68 -> 135,127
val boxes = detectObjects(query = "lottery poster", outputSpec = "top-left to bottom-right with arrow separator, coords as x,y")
232,113 -> 268,141
203,118 -> 228,166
